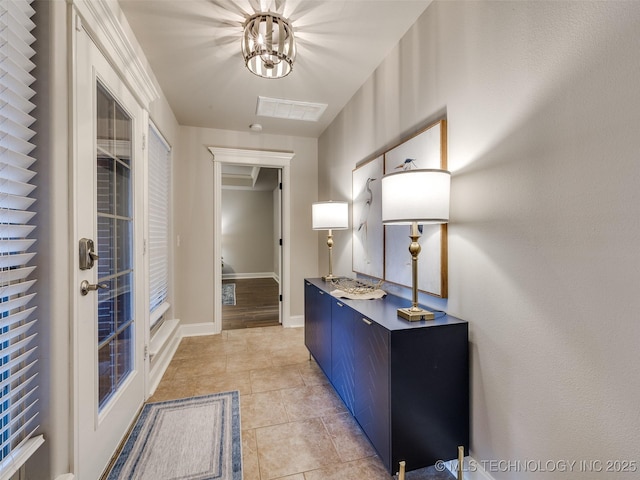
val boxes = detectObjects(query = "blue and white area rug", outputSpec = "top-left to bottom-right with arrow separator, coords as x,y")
107,392 -> 242,480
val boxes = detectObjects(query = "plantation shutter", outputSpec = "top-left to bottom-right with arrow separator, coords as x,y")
0,0 -> 44,477
147,122 -> 170,326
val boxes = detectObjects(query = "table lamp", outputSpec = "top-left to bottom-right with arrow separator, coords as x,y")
381,169 -> 450,320
312,201 -> 349,281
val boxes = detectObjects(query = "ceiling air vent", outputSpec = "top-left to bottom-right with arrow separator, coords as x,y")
256,96 -> 328,122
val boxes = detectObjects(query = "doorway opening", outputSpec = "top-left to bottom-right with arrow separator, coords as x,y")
220,166 -> 282,330
210,147 -> 294,334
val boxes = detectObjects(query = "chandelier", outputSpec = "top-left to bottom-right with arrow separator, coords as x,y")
241,12 -> 296,79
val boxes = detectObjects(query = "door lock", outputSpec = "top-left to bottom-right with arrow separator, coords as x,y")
79,238 -> 99,270
80,280 -> 109,296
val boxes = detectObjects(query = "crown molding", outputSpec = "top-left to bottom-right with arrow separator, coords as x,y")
70,0 -> 159,108
208,146 -> 295,166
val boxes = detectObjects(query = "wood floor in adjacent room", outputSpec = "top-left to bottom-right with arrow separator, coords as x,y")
222,277 -> 280,330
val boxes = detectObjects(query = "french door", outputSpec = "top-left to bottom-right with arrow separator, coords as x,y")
73,25 -> 146,479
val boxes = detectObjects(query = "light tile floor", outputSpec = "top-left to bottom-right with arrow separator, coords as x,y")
149,325 -> 394,480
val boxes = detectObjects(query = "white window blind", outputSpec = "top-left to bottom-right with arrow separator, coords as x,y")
147,122 -> 170,326
0,0 -> 44,477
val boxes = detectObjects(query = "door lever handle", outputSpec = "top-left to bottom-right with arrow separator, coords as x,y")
80,280 -> 109,296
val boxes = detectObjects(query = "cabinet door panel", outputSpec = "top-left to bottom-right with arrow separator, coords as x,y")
390,325 -> 470,469
304,282 -> 332,378
331,300 -> 355,413
354,316 -> 390,469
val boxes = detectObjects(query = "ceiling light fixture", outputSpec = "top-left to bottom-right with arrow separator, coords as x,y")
242,12 -> 296,79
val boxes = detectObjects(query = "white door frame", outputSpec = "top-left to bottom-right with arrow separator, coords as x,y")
208,147 -> 294,332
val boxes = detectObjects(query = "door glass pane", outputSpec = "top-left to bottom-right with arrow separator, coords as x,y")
97,282 -> 115,343
115,326 -> 133,385
97,85 -> 114,155
115,162 -> 131,217
115,273 -> 133,329
96,81 -> 135,410
98,343 -> 112,404
116,219 -> 132,271
97,216 -> 115,278
115,102 -> 131,166
97,157 -> 114,214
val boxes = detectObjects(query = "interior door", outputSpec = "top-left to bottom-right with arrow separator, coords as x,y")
276,168 -> 283,323
74,26 -> 146,479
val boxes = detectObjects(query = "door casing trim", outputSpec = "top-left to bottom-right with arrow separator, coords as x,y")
208,147 -> 295,333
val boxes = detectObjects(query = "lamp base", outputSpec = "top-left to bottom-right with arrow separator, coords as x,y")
322,274 -> 338,282
397,307 -> 435,321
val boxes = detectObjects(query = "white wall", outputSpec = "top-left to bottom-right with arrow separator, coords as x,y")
222,189 -> 275,276
174,127 -> 318,326
319,2 -> 640,478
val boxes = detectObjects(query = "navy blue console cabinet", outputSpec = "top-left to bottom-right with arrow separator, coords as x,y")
304,278 -> 469,474
330,298 -> 356,414
303,281 -> 332,378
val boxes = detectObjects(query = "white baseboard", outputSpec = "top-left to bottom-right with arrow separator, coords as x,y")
222,272 -> 278,281
54,475 -> 74,480
179,322 -> 218,337
284,314 -> 304,328
148,319 -> 181,396
445,456 -> 496,480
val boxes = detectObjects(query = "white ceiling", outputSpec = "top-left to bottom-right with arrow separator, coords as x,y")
119,0 -> 432,138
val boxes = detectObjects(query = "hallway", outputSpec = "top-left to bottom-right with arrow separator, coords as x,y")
149,326 -> 394,479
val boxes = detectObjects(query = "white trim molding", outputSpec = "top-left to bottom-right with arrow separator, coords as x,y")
69,0 -> 159,108
209,147 -> 295,165
444,456 -> 497,480
222,272 -> 278,281
209,147 -> 295,335
148,319 -> 181,396
0,436 -> 45,480
179,322 -> 219,338
150,301 -> 171,326
286,315 -> 304,328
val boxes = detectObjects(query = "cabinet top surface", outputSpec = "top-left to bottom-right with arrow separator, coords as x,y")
305,278 -> 467,332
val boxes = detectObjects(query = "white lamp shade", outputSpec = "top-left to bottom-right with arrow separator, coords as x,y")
312,201 -> 349,230
381,169 -> 451,224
